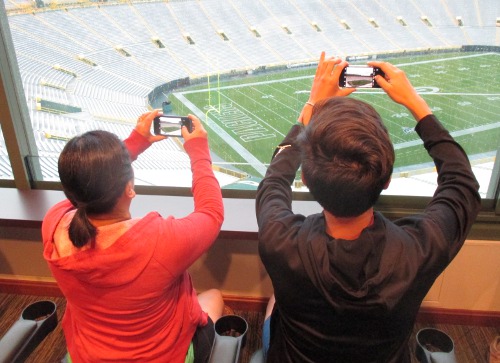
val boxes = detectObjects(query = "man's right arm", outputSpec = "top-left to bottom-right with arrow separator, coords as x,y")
255,125 -> 303,231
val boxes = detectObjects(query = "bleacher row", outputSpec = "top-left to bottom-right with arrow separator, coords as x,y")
1,0 -> 498,182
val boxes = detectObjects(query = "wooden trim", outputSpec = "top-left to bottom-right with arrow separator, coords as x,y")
223,295 -> 268,312
0,278 -> 267,310
1,278 -> 499,326
417,306 -> 500,327
0,278 -> 64,297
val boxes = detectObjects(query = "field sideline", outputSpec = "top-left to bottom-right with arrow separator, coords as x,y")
171,52 -> 500,178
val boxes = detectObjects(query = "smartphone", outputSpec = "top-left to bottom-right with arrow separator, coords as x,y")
153,115 -> 193,137
339,65 -> 385,88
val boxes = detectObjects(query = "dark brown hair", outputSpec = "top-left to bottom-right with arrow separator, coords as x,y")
58,130 -> 133,247
298,97 -> 395,217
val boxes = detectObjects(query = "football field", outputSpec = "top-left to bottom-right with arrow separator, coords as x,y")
171,52 -> 500,177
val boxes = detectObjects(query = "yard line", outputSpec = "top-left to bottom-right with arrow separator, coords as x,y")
395,52 -> 498,67
179,76 -> 312,95
393,121 -> 500,150
347,90 -> 500,96
174,93 -> 268,176
421,92 -> 500,96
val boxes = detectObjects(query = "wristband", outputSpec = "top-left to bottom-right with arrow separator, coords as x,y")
272,144 -> 292,159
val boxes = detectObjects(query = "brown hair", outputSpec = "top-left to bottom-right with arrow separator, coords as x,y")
58,130 -> 133,247
298,97 -> 395,217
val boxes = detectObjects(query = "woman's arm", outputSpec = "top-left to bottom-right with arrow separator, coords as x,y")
124,110 -> 164,161
154,115 -> 224,275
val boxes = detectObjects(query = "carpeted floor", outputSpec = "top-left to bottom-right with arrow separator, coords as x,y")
0,293 -> 498,363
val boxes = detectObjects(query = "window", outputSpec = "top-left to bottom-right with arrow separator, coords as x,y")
1,0 -> 499,211
0,127 -> 12,181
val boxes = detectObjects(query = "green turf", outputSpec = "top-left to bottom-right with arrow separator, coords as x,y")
170,52 -> 500,178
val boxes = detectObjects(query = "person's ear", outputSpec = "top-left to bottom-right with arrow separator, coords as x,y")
383,176 -> 392,190
125,181 -> 136,199
301,171 -> 307,187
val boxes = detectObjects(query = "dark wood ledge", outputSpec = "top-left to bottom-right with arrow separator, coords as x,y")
1,187 -> 498,240
0,187 -> 322,239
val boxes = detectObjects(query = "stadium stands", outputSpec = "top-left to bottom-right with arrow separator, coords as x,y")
199,0 -> 282,66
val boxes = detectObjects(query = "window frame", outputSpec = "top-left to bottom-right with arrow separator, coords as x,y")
0,4 -> 37,189
0,4 -> 499,240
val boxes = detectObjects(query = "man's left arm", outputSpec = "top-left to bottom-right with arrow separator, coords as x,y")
416,115 -> 481,258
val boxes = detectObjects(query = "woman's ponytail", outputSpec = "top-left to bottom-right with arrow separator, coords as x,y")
68,207 -> 97,248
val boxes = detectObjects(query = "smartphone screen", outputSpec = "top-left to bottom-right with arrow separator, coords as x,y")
153,116 -> 191,137
339,66 -> 382,88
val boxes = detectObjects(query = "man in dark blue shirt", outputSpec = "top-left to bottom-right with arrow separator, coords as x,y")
256,53 -> 481,363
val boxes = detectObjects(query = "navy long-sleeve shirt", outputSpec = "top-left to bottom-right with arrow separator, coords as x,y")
256,115 -> 481,363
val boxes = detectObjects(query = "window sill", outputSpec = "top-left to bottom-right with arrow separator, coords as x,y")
0,188 -> 498,240
0,188 -> 321,239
